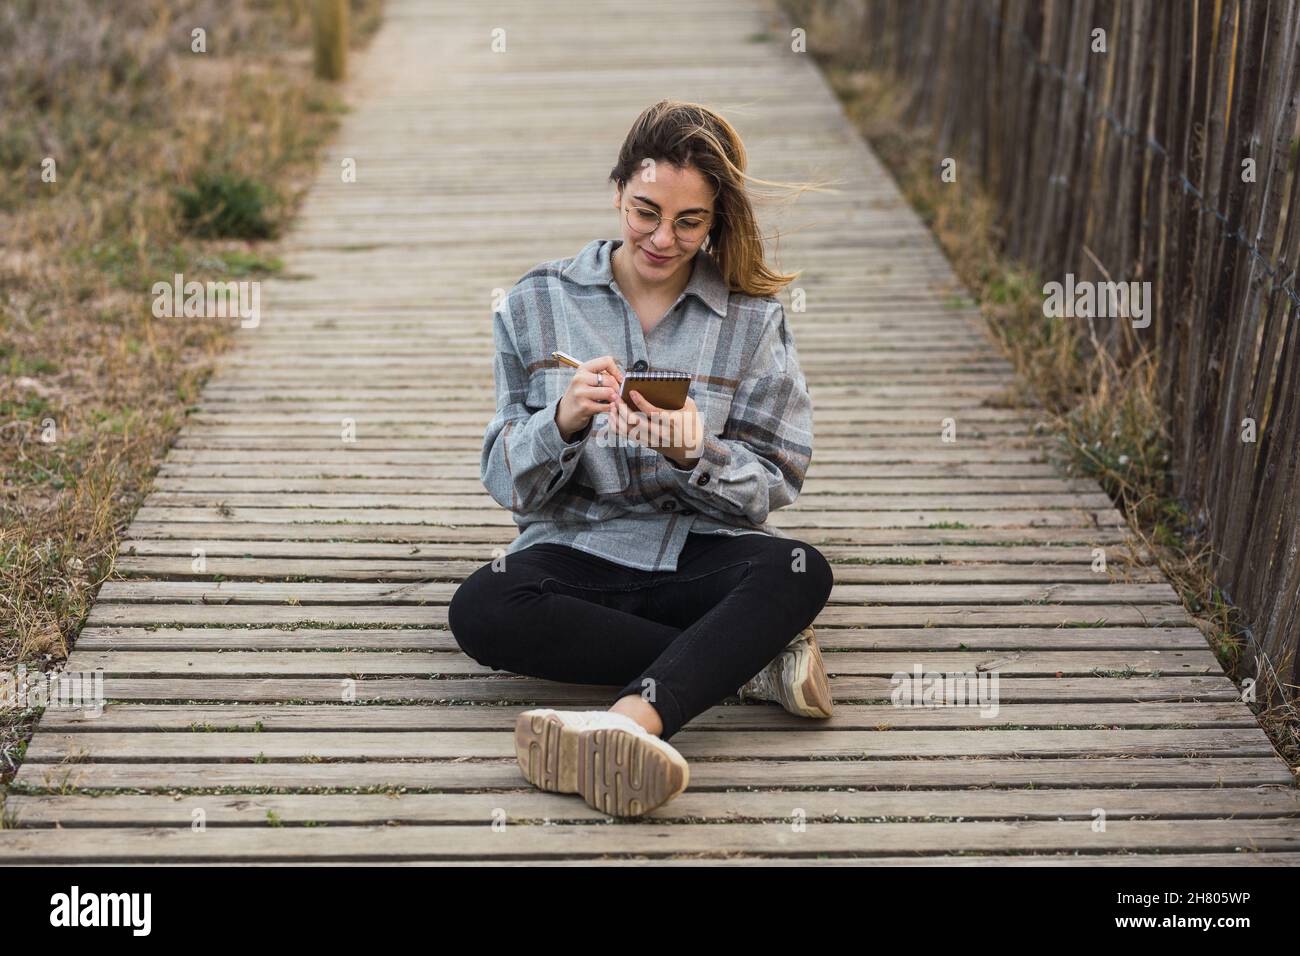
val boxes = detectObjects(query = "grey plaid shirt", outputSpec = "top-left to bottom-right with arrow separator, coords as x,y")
480,237 -> 814,572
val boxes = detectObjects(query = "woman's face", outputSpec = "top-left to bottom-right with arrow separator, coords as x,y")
613,162 -> 716,286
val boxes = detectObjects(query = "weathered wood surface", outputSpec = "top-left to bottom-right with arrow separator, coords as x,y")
3,0 -> 1296,865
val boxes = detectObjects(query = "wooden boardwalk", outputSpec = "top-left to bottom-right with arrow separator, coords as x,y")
3,0 -> 1297,864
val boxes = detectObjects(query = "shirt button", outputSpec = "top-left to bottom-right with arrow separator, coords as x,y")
698,473 -> 710,486
661,500 -> 677,511
561,450 -> 575,463
632,359 -> 648,372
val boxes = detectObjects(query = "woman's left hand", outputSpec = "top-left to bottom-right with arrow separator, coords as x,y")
609,389 -> 704,468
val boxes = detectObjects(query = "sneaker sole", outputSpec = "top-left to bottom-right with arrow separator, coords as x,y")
514,710 -> 689,817
778,630 -> 834,718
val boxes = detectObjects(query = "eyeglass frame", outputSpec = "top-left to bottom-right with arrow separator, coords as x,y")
622,200 -> 714,243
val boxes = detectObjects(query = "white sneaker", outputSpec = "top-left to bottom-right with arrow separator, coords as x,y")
513,708 -> 690,817
737,625 -> 834,718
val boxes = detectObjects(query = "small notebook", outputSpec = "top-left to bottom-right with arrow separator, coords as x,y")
619,369 -> 691,410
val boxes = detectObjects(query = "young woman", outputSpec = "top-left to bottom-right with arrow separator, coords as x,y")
448,100 -> 834,819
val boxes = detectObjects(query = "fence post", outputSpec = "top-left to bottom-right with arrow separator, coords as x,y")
312,0 -> 348,81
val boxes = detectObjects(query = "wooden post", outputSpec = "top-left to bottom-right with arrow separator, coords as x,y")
312,0 -> 348,81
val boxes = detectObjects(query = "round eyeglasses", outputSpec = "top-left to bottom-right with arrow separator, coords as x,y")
624,203 -> 712,243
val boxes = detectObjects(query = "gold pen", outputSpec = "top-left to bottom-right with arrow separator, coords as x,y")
551,350 -> 626,380
550,349 -> 583,369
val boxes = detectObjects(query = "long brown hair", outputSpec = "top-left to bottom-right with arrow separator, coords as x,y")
608,99 -> 834,298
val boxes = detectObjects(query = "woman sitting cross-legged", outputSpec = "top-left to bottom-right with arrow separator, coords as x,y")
448,100 -> 835,819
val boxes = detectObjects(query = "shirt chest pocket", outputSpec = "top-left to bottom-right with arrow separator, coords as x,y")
690,383 -> 735,439
527,368 -> 572,409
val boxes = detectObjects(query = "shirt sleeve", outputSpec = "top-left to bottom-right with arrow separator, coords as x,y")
480,294 -> 594,514
654,298 -> 812,525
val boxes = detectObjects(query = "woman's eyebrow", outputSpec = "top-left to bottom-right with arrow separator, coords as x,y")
632,195 -> 711,216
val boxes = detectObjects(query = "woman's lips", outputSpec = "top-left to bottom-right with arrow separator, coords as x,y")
641,247 -> 674,264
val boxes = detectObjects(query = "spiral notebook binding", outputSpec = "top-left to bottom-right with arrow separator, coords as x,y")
628,369 -> 691,380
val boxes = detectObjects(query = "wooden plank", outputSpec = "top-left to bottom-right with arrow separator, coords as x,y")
118,523 -> 1143,545
127,507 -> 1126,529
141,491 -> 1118,511
30,701 -> 1267,731
23,728 -> 1278,762
0,820 -> 1296,862
62,649 -> 1224,677
94,580 -> 1179,605
74,625 -> 1206,651
83,603 -> 1196,627
14,757 -> 1293,794
145,475 -> 1109,493
54,675 -> 1245,703
9,788 -> 1298,827
112,556 -> 1165,584
118,539 -> 1153,564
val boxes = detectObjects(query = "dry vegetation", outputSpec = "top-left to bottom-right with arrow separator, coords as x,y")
0,0 -> 383,793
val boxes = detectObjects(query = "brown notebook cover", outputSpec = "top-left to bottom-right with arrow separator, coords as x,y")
619,369 -> 691,410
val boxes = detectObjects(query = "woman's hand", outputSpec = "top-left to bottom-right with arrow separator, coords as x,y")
555,355 -> 624,441
611,389 -> 704,467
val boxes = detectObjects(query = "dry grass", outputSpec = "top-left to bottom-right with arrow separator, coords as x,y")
814,63 -> 1298,775
0,0 -> 383,795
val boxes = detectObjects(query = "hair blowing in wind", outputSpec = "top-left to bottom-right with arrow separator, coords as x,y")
608,99 -> 836,298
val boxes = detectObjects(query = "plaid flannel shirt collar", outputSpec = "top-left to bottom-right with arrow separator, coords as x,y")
560,238 -> 730,318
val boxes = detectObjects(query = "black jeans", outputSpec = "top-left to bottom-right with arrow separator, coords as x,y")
447,530 -> 835,740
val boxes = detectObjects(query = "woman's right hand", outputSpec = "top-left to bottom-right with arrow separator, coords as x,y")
555,355 -> 624,441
